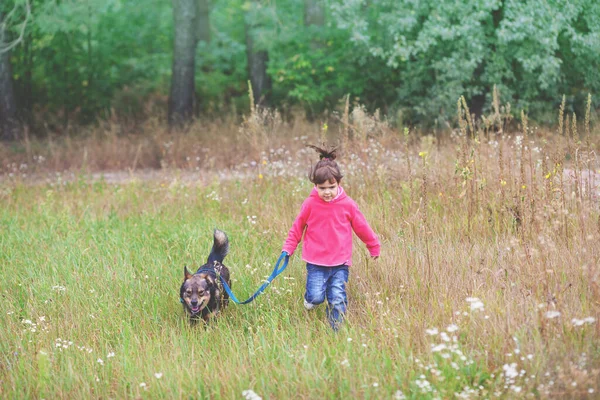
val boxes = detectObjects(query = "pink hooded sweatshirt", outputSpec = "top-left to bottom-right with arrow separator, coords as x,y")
282,186 -> 380,266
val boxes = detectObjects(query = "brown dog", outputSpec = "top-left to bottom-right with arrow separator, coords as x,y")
180,229 -> 231,323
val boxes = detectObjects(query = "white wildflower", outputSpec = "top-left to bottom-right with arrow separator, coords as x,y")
242,389 -> 262,400
394,390 -> 406,399
431,344 -> 447,352
503,363 -> 518,379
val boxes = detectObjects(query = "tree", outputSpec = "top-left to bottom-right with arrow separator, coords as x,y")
245,0 -> 271,107
1,1 -> 30,140
329,0 -> 600,124
168,0 -> 209,127
304,0 -> 324,31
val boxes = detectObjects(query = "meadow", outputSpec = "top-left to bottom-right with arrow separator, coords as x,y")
1,99 -> 599,399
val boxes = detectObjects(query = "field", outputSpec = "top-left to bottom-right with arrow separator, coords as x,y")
1,104 -> 600,399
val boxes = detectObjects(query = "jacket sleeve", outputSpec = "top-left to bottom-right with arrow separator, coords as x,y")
282,201 -> 310,256
350,203 -> 381,257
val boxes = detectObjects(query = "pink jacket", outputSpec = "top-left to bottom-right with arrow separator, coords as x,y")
282,187 -> 380,266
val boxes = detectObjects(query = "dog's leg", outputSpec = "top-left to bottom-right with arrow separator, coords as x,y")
202,311 -> 218,323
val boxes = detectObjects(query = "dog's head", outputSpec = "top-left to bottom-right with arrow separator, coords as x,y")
180,266 -> 218,316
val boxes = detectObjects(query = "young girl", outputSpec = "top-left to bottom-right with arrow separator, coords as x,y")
282,145 -> 380,331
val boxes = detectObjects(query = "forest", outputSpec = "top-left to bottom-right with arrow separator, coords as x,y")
1,0 -> 599,140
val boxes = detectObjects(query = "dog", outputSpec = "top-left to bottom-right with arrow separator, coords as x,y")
180,229 -> 231,324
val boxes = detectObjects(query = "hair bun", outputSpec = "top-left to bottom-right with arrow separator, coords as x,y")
306,144 -> 337,161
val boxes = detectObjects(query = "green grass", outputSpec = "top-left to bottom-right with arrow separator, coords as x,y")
1,132 -> 600,399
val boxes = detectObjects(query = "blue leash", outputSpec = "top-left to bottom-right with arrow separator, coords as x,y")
220,253 -> 289,305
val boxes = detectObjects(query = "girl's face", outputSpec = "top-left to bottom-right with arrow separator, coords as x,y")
315,179 -> 339,202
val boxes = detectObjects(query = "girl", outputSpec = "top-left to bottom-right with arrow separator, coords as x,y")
282,145 -> 380,331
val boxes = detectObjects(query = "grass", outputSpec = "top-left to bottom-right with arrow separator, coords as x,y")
1,101 -> 600,399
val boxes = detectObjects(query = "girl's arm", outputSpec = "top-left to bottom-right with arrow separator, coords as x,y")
351,206 -> 381,258
282,203 -> 309,256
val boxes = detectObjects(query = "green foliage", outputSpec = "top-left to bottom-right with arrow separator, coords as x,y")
10,0 -> 172,126
195,0 -> 248,113
330,0 -> 600,124
5,0 -> 600,128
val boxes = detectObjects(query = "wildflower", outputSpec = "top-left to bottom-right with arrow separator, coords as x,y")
154,372 -> 163,379
572,316 -> 596,326
415,377 -> 432,393
340,359 -> 350,367
446,324 -> 459,333
431,344 -> 447,352
139,382 -> 147,388
503,363 -> 518,379
107,352 -> 115,358
466,297 -> 484,311
544,311 -> 560,319
425,328 -> 439,335
97,358 -> 104,365
242,389 -> 262,400
394,390 -> 406,399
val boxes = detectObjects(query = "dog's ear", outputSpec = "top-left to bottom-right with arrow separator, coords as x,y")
184,266 -> 193,280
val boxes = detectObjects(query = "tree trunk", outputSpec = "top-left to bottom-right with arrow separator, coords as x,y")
245,2 -> 271,108
305,0 -> 324,52
0,11 -> 20,141
168,0 -> 199,127
304,0 -> 324,27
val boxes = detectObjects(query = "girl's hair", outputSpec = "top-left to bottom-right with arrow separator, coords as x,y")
306,144 -> 343,184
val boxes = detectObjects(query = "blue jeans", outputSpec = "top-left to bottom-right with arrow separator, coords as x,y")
304,263 -> 349,331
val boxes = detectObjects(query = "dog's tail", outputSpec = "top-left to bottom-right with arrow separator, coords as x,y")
207,229 -> 229,265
